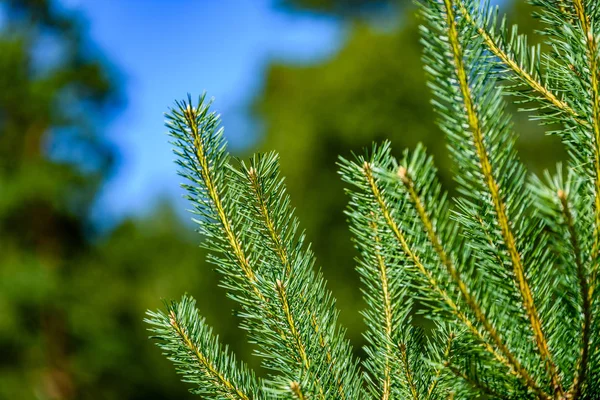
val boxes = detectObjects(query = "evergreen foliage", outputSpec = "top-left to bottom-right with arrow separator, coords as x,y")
147,0 -> 600,398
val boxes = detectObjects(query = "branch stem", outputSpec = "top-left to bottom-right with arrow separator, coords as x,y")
558,190 -> 591,399
572,0 -> 600,309
398,342 -> 420,400
275,279 -> 310,370
370,219 -> 394,400
290,382 -> 306,400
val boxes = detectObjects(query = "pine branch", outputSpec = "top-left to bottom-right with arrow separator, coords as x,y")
446,364 -> 510,400
146,296 -> 261,399
420,0 -> 566,394
529,168 -> 593,397
389,149 -> 544,395
455,0 -> 584,126
398,341 -> 420,400
167,96 -> 363,398
445,0 -> 561,389
234,154 -> 364,398
426,331 -> 454,400
168,95 -> 263,302
341,146 -> 546,398
366,218 -> 395,400
348,188 -> 427,399
242,158 -> 341,386
344,148 -> 437,399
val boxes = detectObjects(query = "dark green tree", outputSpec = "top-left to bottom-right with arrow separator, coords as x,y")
0,1 -> 240,399
0,0 -> 118,397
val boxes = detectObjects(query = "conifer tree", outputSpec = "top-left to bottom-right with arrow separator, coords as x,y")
146,0 -> 600,398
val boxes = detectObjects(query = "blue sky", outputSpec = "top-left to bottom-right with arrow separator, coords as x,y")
59,0 -> 344,223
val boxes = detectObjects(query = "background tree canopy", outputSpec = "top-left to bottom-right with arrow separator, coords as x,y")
0,1 -> 236,398
277,0 -> 399,15
0,0 -> 566,398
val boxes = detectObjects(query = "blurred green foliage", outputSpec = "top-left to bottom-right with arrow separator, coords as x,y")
0,1 -> 239,399
0,0 -> 567,398
278,0 -> 398,15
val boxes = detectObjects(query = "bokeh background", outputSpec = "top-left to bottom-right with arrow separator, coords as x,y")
0,0 -> 566,398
